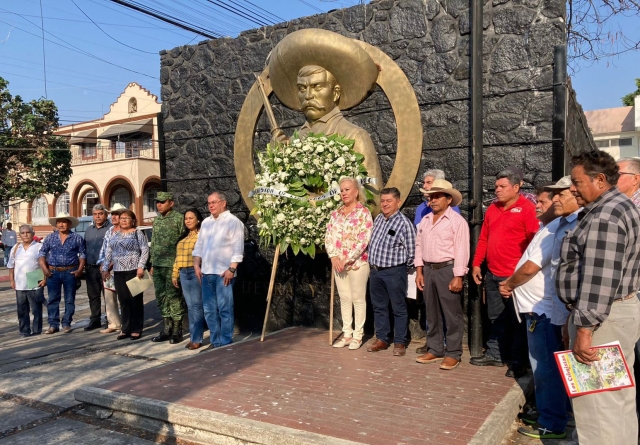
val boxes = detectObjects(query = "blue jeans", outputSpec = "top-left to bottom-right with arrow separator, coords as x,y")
369,265 -> 408,344
525,313 -> 568,432
201,274 -> 235,347
180,267 -> 205,344
16,288 -> 45,336
46,269 -> 78,328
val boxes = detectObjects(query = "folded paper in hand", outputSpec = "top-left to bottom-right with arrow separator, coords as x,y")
26,269 -> 45,289
126,270 -> 152,295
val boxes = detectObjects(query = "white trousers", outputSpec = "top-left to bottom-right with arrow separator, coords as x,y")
104,288 -> 121,329
334,264 -> 369,341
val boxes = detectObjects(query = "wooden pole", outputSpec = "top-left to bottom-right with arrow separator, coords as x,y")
329,270 -> 335,345
261,244 -> 281,342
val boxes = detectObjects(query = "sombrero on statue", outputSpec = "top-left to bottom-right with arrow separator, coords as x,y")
268,29 -> 379,111
49,212 -> 80,229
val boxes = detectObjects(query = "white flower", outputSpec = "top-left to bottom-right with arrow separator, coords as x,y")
293,218 -> 300,226
274,157 -> 282,164
276,213 -> 285,222
335,157 -> 345,166
316,146 -> 324,153
298,170 -> 305,176
334,194 -> 341,201
326,201 -> 334,208
294,162 -> 304,170
324,163 -> 331,170
306,223 -> 313,229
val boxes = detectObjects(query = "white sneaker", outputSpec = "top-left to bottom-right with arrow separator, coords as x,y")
332,337 -> 352,348
348,339 -> 362,350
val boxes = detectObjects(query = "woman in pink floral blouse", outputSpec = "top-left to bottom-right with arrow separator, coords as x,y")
325,177 -> 373,350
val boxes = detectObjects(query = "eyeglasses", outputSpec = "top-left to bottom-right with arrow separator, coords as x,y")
120,217 -> 133,221
619,172 -> 638,176
19,232 -> 32,235
208,200 -> 223,205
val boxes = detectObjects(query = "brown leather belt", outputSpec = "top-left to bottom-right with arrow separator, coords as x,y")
565,291 -> 637,311
425,260 -> 454,270
49,265 -> 78,271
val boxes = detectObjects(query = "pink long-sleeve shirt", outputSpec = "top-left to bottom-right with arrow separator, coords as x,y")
414,206 -> 470,277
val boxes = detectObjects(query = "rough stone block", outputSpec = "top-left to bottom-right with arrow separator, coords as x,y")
493,6 -> 537,34
490,35 -> 529,73
431,15 -> 458,53
389,0 -> 428,41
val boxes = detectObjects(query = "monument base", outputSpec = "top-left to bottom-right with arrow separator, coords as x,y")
75,328 -> 530,445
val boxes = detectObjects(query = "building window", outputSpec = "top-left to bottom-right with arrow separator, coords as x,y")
55,192 -> 70,215
82,143 -> 97,158
595,140 -> 609,148
128,97 -> 137,113
144,187 -> 160,218
115,141 -> 125,154
618,138 -> 633,146
110,187 -> 131,210
32,196 -> 49,225
82,189 -> 99,216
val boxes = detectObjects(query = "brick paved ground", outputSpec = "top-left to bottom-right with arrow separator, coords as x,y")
100,327 -> 521,445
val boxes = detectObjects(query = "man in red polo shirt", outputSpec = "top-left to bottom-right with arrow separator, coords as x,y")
471,169 -> 539,377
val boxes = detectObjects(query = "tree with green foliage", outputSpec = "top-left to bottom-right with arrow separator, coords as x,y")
0,77 -> 72,205
622,78 -> 640,106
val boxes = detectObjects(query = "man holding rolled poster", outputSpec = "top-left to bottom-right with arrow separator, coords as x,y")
8,225 -> 45,337
557,151 -> 640,445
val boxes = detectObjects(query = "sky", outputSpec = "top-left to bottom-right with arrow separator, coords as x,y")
0,0 -> 638,127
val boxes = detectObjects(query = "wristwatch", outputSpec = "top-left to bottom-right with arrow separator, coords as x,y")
228,267 -> 237,273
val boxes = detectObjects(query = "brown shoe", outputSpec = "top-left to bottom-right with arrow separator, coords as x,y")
416,352 -> 444,364
62,326 -> 72,333
185,341 -> 193,349
393,343 -> 406,356
440,357 -> 460,370
366,339 -> 389,352
187,342 -> 202,350
45,327 -> 59,335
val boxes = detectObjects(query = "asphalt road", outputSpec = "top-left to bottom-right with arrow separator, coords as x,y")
0,264 -> 253,444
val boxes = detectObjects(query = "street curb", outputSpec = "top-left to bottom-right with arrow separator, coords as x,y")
468,373 -> 533,445
75,386 -> 366,445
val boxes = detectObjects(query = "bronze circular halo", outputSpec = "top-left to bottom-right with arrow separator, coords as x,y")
233,37 -> 422,213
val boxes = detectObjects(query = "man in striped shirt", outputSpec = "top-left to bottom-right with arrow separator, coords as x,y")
558,151 -> 640,445
367,187 -> 417,356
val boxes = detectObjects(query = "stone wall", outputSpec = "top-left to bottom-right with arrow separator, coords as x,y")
160,0 -> 568,336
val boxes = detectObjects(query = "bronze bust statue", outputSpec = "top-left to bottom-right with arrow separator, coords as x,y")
268,31 -> 383,195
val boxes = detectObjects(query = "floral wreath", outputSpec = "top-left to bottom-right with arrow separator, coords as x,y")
250,132 -> 371,257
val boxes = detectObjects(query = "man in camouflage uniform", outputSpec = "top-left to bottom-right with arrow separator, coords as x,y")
150,192 -> 186,344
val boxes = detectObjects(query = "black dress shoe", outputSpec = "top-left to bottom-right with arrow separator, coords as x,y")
505,365 -> 527,378
199,344 -> 215,353
470,354 -> 505,367
117,333 -> 131,340
84,321 -> 102,331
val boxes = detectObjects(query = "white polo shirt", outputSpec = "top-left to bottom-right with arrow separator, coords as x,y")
512,221 -> 556,317
7,242 -> 43,291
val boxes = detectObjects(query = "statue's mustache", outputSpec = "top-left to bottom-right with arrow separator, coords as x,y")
301,101 -> 325,111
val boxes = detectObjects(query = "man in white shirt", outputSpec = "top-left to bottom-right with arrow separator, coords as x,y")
2,222 -> 17,267
193,191 -> 244,351
7,225 -> 45,337
499,177 -> 580,440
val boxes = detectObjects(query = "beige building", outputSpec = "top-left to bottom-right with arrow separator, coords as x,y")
10,82 -> 162,234
584,95 -> 640,159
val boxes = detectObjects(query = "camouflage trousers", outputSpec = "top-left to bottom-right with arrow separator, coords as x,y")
152,266 -> 186,320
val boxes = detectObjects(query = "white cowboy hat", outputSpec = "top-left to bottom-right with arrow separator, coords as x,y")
109,203 -> 127,213
423,179 -> 463,207
49,212 -> 80,228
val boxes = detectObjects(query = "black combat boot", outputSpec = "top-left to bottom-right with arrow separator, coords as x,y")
151,317 -> 172,342
169,318 -> 184,344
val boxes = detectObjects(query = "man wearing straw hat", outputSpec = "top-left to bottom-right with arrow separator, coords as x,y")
268,29 -> 382,195
38,212 -> 86,334
414,180 -> 469,370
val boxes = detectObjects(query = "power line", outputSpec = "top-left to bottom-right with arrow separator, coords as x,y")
105,0 -> 220,39
70,0 -> 157,55
298,0 -> 325,13
38,0 -> 47,98
0,17 -> 159,79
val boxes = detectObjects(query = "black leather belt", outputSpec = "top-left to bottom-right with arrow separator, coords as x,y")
425,260 -> 454,270
370,264 -> 403,271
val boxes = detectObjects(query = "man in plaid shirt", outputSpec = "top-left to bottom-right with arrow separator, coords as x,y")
557,151 -> 640,445
367,187 -> 417,356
